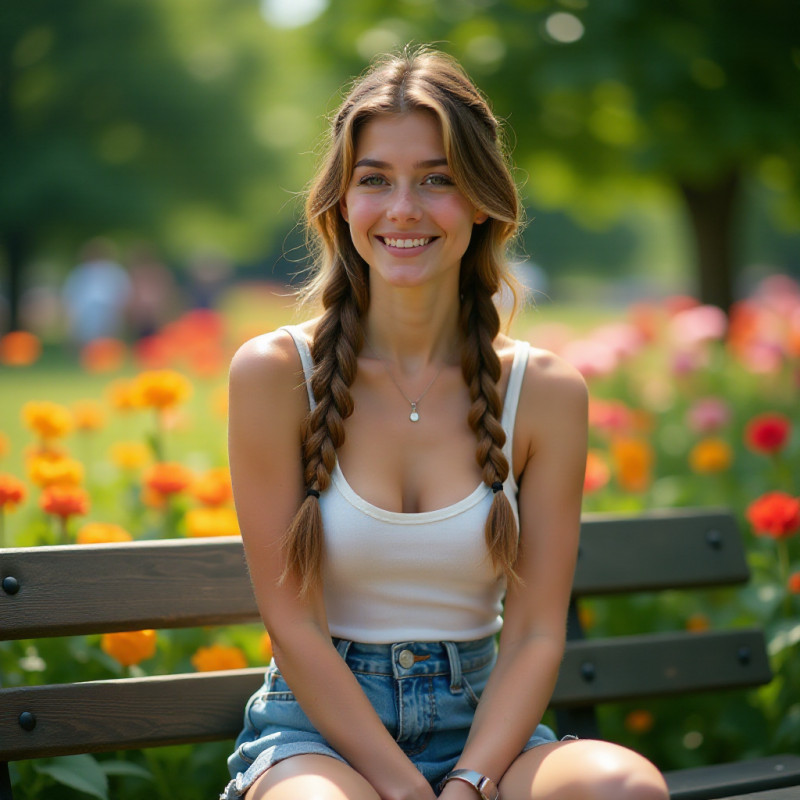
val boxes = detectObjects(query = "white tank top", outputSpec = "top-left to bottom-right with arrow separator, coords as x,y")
282,325 -> 530,643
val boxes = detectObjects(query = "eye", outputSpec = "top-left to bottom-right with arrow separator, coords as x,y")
356,174 -> 388,186
424,173 -> 454,187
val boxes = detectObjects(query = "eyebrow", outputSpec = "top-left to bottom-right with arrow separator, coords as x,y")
353,157 -> 449,169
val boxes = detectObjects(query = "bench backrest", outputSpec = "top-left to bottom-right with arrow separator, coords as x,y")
0,509 -> 772,763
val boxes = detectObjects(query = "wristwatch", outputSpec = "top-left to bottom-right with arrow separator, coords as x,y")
441,769 -> 500,800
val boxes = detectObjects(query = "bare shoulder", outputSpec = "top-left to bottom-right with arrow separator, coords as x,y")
518,344 -> 588,445
228,327 -> 311,431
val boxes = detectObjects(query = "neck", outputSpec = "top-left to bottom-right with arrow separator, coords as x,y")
364,285 -> 462,375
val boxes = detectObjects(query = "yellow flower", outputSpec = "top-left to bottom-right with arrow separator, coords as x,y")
688,438 -> 733,474
260,632 -> 273,663
27,452 -> 85,488
22,401 -> 73,440
191,467 -> 233,506
76,522 -> 133,544
191,644 -> 248,672
134,369 -> 192,410
107,378 -> 143,412
110,441 -> 151,471
72,400 -> 106,432
101,629 -> 157,667
610,437 -> 654,493
185,506 -> 240,537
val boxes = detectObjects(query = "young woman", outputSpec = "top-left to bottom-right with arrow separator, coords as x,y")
222,47 -> 669,800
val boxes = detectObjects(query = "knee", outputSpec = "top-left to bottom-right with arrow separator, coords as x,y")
569,745 -> 669,800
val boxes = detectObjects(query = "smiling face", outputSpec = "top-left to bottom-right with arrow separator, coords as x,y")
340,110 -> 487,291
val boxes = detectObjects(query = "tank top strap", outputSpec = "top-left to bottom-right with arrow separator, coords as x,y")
500,340 -> 530,461
280,325 -> 316,410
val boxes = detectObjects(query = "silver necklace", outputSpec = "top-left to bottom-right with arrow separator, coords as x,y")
368,343 -> 446,423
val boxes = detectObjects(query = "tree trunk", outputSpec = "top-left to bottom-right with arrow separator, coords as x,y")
2,229 -> 27,333
678,171 -> 741,312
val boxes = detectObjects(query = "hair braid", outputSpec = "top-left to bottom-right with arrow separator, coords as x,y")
459,269 -> 520,583
280,264 -> 366,595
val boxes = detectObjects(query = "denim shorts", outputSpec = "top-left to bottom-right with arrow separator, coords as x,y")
220,636 -> 561,799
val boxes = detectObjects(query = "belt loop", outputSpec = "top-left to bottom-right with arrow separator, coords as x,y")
443,641 -> 462,692
334,638 -> 353,660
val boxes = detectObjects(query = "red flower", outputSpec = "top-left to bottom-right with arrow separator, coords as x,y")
746,492 -> 800,539
788,572 -> 800,595
39,485 -> 90,520
745,413 -> 792,455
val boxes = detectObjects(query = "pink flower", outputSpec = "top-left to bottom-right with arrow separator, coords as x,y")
669,305 -> 728,348
687,397 -> 731,434
560,339 -> 618,379
590,323 -> 644,362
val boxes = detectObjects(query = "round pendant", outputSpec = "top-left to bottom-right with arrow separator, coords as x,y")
409,410 -> 420,422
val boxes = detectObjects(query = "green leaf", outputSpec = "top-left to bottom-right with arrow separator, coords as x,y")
100,760 -> 155,781
34,754 -> 109,800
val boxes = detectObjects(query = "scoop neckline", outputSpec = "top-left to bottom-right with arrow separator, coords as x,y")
331,461 -> 493,524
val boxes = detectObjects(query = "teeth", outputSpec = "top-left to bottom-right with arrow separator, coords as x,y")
384,237 -> 431,248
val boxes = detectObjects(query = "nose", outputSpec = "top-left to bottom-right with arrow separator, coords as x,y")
387,185 -> 422,223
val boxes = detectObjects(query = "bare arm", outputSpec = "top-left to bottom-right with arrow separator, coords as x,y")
441,351 -> 588,794
228,330 -> 435,800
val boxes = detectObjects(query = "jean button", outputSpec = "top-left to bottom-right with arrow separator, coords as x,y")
398,649 -> 415,669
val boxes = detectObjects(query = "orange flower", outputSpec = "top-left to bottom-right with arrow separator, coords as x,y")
0,473 -> 27,510
191,467 -> 233,506
185,506 -> 240,537
744,413 -> 792,455
624,709 -> 655,734
76,522 -> 133,544
27,452 -> 84,488
72,400 -> 106,432
191,643 -> 248,672
0,331 -> 42,366
80,338 -> 126,373
101,629 -> 157,667
144,462 -> 193,496
22,401 -> 73,440
688,439 -> 733,474
583,450 -> 610,494
686,613 -> 711,632
133,369 -> 192,410
260,632 -> 273,663
746,492 -> 800,539
39,485 -> 90,519
788,573 -> 800,594
109,441 -> 151,471
107,378 -> 143,412
610,437 -> 653,493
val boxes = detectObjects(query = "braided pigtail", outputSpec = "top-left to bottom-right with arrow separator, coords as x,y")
280,260 -> 367,596
459,256 -> 520,584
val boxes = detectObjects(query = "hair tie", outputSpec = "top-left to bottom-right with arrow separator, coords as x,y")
306,488 -> 320,499
491,481 -> 503,494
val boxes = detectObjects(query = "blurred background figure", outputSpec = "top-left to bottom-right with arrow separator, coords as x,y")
126,242 -> 181,339
61,238 -> 132,345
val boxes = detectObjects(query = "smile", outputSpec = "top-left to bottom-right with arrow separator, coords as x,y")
379,236 -> 435,249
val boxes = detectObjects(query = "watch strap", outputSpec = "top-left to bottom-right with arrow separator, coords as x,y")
441,769 -> 499,800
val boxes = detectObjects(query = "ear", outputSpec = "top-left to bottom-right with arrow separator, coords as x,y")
340,197 -> 349,223
473,210 -> 488,225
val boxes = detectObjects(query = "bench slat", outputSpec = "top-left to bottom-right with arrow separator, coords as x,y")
573,510 -> 748,595
551,629 -> 772,707
0,669 -> 266,761
663,755 -> 800,799
0,538 -> 259,639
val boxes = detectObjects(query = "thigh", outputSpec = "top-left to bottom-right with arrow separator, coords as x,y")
246,754 -> 380,800
499,739 -> 669,800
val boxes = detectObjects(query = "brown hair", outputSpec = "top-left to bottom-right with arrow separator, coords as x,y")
282,46 -> 522,595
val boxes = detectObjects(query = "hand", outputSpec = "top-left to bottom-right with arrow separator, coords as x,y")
438,779 -> 483,800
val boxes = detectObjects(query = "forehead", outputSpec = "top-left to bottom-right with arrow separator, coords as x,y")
353,110 -> 446,161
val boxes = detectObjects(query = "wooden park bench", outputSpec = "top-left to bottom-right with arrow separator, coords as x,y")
2,508 -> 800,800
